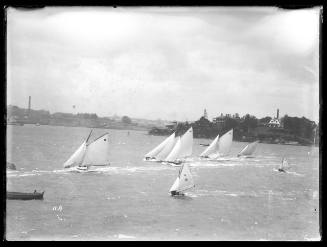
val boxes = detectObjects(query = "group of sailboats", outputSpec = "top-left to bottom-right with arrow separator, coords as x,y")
145,127 -> 259,164
145,128 -> 263,196
61,126 -> 286,198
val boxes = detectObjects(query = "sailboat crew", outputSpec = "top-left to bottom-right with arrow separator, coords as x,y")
170,190 -> 184,196
278,167 -> 286,173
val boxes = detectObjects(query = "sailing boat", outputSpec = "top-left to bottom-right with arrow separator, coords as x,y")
278,157 -> 289,173
237,140 -> 259,157
164,127 -> 193,165
144,132 -> 176,161
169,163 -> 195,196
144,127 -> 193,166
63,130 -> 110,171
199,134 -> 219,158
200,129 -> 233,159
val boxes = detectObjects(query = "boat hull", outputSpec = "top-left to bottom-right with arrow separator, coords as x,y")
7,191 -> 44,200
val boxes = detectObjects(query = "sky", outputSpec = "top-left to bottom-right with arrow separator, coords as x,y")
6,6 -> 321,122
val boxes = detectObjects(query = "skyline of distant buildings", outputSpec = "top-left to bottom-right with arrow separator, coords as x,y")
7,96 -> 318,126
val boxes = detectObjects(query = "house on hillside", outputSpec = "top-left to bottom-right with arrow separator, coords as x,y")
267,109 -> 283,128
267,118 -> 282,128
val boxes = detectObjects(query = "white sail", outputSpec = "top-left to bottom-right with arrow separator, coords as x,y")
217,129 -> 233,156
155,135 -> 178,161
144,132 -> 175,159
169,177 -> 180,192
165,137 -> 182,162
238,141 -> 259,156
63,141 -> 87,168
169,164 -> 194,193
200,134 -> 219,157
81,133 -> 110,166
164,127 -> 193,162
178,127 -> 193,158
280,158 -> 289,170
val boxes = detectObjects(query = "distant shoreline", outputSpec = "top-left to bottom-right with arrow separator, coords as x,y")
7,122 -> 318,147
7,122 -> 150,132
146,131 -> 317,147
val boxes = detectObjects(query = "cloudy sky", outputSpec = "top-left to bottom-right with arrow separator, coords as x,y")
6,7 -> 320,122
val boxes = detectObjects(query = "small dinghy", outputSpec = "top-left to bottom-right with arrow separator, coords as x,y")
7,191 -> 45,200
169,164 -> 195,196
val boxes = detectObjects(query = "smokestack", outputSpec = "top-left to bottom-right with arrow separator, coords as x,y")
28,96 -> 31,115
277,108 -> 279,119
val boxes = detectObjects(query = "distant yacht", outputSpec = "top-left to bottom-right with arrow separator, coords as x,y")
63,130 -> 110,171
237,141 -> 259,157
200,129 -> 233,159
144,127 -> 193,166
278,157 -> 289,173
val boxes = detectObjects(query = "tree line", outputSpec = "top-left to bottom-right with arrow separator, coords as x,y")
150,114 -> 318,145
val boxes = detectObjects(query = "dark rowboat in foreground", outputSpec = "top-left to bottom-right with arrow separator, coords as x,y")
7,191 -> 45,200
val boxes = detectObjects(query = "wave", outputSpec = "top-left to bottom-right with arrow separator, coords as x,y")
7,165 -> 174,177
90,166 -> 172,173
189,161 -> 277,168
117,234 -> 136,239
7,172 -> 41,178
272,169 -> 305,177
286,171 -> 305,177
190,189 -> 259,198
188,189 -> 303,201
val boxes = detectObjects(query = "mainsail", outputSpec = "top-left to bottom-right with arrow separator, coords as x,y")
178,127 -> 193,158
169,164 -> 195,193
237,141 -> 259,157
216,129 -> 233,156
200,134 -> 219,157
82,133 -> 110,166
155,135 -> 178,161
165,127 -> 193,162
165,137 -> 182,162
144,132 -> 175,159
63,131 -> 110,168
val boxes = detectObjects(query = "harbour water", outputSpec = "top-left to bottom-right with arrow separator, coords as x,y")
6,125 -> 320,240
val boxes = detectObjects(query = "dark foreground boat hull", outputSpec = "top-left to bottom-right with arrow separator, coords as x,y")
7,191 -> 45,200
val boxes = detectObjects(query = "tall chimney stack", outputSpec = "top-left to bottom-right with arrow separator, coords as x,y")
28,96 -> 31,115
277,108 -> 279,119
